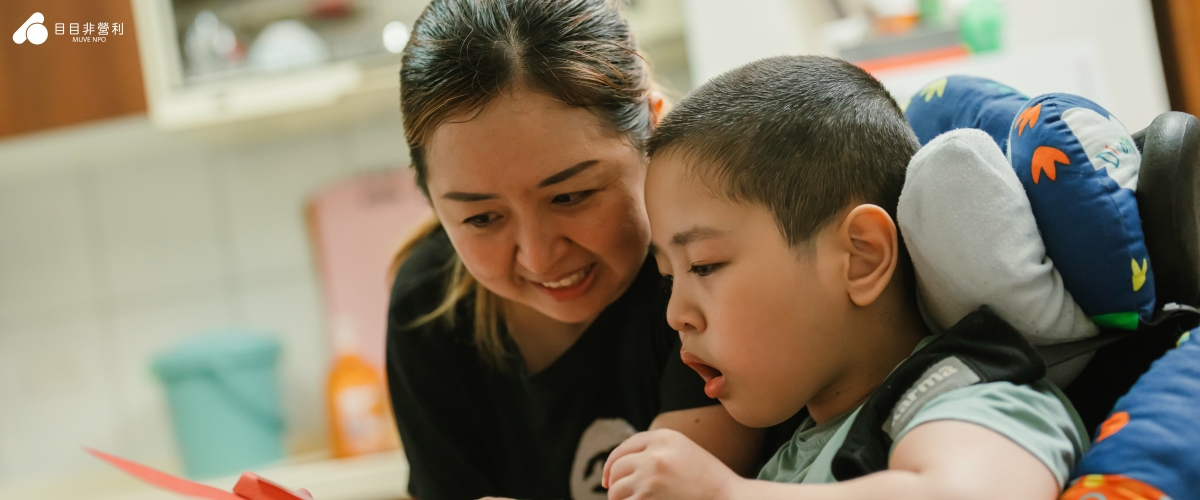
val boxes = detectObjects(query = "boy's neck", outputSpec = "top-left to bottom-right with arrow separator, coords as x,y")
805,295 -> 928,425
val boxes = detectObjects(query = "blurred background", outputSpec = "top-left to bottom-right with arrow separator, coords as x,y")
0,0 -> 1195,498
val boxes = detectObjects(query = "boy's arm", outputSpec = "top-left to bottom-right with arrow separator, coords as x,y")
603,420 -> 1060,500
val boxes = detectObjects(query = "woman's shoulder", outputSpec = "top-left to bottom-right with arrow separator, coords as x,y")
597,255 -> 680,361
392,224 -> 451,284
611,256 -> 674,334
387,226 -> 470,345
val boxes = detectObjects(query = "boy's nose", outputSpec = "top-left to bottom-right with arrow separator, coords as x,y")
665,286 -> 704,334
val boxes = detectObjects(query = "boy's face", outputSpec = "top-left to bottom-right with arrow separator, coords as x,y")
646,154 -> 856,428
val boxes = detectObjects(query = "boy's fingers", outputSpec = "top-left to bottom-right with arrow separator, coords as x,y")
606,453 -> 651,500
606,472 -> 637,500
601,432 -> 652,488
604,449 -> 645,494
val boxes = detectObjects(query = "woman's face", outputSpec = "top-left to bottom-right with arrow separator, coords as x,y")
424,89 -> 652,326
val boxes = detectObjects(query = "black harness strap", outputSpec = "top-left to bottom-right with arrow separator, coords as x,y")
1036,304 -> 1200,368
830,307 -> 1046,481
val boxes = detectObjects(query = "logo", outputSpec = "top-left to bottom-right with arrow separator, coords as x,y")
571,418 -> 636,500
882,356 -> 981,438
13,12 -> 48,45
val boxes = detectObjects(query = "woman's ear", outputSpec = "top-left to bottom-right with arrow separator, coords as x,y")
839,204 -> 899,307
649,90 -> 665,128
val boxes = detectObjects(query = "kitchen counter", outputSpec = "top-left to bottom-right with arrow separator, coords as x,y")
0,451 -> 409,500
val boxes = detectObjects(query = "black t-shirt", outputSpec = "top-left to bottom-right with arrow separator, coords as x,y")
386,228 -> 717,500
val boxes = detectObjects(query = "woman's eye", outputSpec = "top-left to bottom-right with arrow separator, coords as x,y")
689,263 -> 722,277
464,213 -> 499,227
551,190 -> 594,206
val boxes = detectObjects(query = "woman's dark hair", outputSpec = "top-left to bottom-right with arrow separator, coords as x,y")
393,0 -> 654,365
401,0 -> 653,193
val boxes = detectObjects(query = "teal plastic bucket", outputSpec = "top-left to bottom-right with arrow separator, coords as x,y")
152,332 -> 285,479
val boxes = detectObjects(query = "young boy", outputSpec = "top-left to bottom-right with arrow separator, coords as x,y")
601,56 -> 1087,499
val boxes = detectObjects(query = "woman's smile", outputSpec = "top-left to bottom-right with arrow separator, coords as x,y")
529,262 -> 598,301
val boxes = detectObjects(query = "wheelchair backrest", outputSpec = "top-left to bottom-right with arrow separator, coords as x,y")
1063,111 -> 1200,436
1136,112 -> 1200,310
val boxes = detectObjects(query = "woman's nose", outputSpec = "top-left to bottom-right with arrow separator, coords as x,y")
514,218 -> 569,277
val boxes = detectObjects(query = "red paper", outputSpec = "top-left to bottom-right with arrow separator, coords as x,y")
234,472 -> 306,500
85,447 -> 241,500
84,447 -> 304,500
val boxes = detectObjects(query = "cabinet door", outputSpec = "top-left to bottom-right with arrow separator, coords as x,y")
1153,0 -> 1200,116
0,0 -> 146,138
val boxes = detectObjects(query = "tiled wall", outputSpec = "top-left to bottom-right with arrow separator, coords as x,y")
0,110 -> 409,485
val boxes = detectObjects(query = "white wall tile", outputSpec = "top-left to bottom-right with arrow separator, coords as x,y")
0,171 -> 99,322
0,115 -> 394,484
0,315 -> 124,481
109,296 -> 234,465
218,133 -> 347,284
0,420 -> 5,482
88,154 -> 227,302
236,277 -> 330,454
342,114 -> 409,175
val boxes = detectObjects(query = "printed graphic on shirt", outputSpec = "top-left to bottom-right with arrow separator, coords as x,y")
883,356 -> 981,438
570,418 -> 636,500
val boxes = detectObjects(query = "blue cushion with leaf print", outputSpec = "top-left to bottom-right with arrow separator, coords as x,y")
904,75 -> 1029,153
1067,329 -> 1200,500
1006,94 -> 1155,329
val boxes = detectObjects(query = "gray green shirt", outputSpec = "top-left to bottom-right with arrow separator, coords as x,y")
758,340 -> 1088,486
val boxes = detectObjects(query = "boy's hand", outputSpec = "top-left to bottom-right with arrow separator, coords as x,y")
601,429 -> 741,500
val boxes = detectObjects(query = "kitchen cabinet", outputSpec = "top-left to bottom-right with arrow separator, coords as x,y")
1152,0 -> 1200,116
130,0 -> 424,130
0,0 -> 146,138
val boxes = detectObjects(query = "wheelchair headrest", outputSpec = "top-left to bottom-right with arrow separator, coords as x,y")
1133,112 -> 1200,314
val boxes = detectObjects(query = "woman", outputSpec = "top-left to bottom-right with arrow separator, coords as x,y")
386,1 -> 783,498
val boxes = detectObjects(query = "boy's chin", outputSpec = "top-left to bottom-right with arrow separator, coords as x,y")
722,397 -> 797,429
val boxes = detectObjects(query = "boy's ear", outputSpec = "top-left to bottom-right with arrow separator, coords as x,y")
839,204 -> 899,307
649,90 -> 665,128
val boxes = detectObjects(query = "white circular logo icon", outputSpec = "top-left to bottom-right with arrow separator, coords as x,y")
570,418 -> 636,500
13,12 -> 48,45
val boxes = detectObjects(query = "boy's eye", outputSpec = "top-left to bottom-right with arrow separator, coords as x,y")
689,263 -> 722,277
551,190 -> 594,206
464,213 -> 500,227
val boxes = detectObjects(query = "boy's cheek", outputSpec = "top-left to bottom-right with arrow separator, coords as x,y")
722,339 -> 812,425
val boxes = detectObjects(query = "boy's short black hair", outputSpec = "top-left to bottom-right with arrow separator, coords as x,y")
648,55 -> 919,247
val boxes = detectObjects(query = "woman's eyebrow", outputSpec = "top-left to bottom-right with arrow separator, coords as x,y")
442,191 -> 497,202
538,160 -> 598,188
441,159 -> 600,201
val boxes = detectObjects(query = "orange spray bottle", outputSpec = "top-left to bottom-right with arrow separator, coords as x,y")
326,322 -> 400,458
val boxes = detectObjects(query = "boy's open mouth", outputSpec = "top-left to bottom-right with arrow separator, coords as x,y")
680,350 -> 725,399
